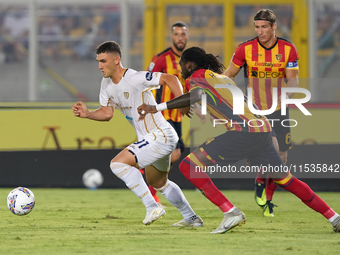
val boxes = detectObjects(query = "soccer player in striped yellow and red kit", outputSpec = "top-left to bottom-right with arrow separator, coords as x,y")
137,46 -> 340,234
145,22 -> 190,205
225,9 -> 299,216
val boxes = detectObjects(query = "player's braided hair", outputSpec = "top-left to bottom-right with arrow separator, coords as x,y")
96,41 -> 122,58
181,47 -> 225,74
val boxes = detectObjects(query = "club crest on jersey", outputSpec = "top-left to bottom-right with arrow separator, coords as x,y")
146,72 -> 153,81
276,54 -> 282,61
124,92 -> 129,99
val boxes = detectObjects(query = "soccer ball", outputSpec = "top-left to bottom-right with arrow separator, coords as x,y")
7,187 -> 35,215
82,169 -> 104,189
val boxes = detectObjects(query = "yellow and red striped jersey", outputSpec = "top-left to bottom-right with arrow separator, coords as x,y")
148,47 -> 186,122
232,36 -> 299,111
186,69 -> 272,133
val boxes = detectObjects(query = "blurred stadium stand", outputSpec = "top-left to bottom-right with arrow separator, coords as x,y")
0,1 -> 340,102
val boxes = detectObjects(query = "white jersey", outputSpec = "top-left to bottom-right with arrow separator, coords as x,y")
99,68 -> 178,143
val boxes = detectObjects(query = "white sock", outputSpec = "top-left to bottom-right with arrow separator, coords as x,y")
155,180 -> 196,220
110,162 -> 158,209
329,213 -> 339,223
225,206 -> 236,214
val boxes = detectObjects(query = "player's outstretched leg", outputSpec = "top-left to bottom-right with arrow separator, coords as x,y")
110,162 -> 165,225
140,168 -> 165,208
274,173 -> 340,232
257,136 -> 280,214
179,155 -> 246,233
210,207 -> 246,234
154,179 -> 203,227
148,184 -> 164,207
143,206 -> 166,225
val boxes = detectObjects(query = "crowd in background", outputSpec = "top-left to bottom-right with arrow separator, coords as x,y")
0,5 -> 142,63
0,4 -> 339,64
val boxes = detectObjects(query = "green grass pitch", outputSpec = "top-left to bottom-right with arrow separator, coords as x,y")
1,188 -> 339,255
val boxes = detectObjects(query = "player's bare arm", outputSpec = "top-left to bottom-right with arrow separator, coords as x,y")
285,69 -> 299,98
138,89 -> 201,121
224,60 -> 241,80
158,73 -> 192,115
159,73 -> 183,97
72,101 -> 114,121
193,104 -> 206,123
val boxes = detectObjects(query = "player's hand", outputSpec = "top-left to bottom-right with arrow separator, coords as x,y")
193,103 -> 206,123
137,103 -> 157,121
199,114 -> 206,123
72,101 -> 88,118
179,106 -> 193,118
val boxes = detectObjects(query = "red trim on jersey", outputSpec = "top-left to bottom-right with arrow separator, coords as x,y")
278,41 -> 285,62
237,113 -> 255,133
258,119 -> 265,132
149,47 -> 184,122
265,80 -> 272,110
253,78 -> 261,108
253,41 -> 259,62
277,77 -> 282,101
264,117 -> 271,131
170,52 -> 177,70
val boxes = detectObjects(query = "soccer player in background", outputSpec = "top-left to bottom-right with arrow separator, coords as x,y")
137,46 -> 340,234
72,41 -> 203,227
146,21 -> 205,207
225,9 -> 299,217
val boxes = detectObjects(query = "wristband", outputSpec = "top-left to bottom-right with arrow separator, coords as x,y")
156,102 -> 167,112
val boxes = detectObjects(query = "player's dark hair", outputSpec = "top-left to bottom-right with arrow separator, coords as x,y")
172,21 -> 188,31
96,41 -> 122,58
181,47 -> 225,74
254,9 -> 276,27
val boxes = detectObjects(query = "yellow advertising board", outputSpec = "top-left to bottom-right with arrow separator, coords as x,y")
0,108 -> 136,151
0,106 -> 339,151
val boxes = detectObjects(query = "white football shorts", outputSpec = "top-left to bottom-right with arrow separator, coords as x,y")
126,128 -> 178,172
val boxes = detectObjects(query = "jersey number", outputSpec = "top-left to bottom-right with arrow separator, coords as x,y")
285,133 -> 291,144
134,139 -> 149,149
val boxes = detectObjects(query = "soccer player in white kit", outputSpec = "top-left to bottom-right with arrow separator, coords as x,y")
72,41 -> 203,227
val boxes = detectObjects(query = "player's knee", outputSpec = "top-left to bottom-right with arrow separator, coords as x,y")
148,177 -> 167,189
153,179 -> 170,192
110,162 -> 130,179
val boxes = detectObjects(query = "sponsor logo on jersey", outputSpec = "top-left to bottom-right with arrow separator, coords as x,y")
124,92 -> 129,99
125,116 -> 133,120
148,62 -> 155,71
251,70 -> 284,78
146,72 -> 153,81
254,61 -> 282,68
